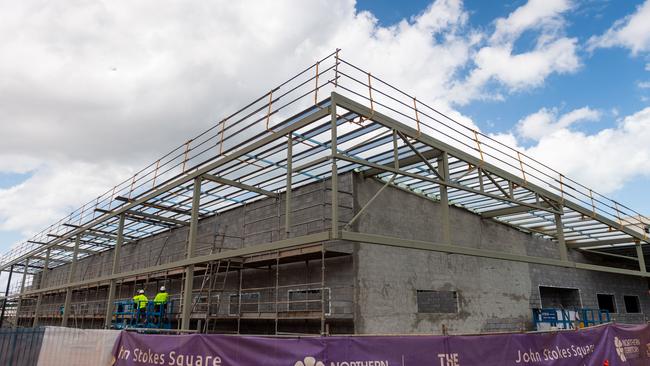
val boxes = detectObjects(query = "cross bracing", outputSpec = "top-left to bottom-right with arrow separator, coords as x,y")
2,50 -> 650,330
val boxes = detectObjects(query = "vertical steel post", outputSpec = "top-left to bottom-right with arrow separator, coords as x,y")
61,235 -> 81,327
14,258 -> 30,328
104,214 -> 125,328
285,134 -> 293,238
636,241 -> 646,273
274,255 -> 279,334
438,151 -> 451,244
181,177 -> 202,330
33,248 -> 50,327
555,213 -> 568,261
0,265 -> 14,327
330,103 -> 339,238
320,244 -> 326,335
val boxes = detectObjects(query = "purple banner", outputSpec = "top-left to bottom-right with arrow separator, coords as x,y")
110,323 -> 650,366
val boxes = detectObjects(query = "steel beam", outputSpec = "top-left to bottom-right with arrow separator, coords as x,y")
555,213 -> 569,261
22,232 -> 330,297
285,135 -> 292,237
202,173 -> 278,198
14,258 -> 29,327
362,149 -> 442,178
340,231 -> 649,278
181,177 -> 202,330
481,202 -> 552,218
33,248 -> 50,327
331,103 -> 339,239
104,214 -> 125,328
95,208 -> 187,227
332,92 -> 648,244
438,151 -> 451,244
61,235 -> 80,327
636,241 -> 646,273
566,237 -> 636,248
0,265 -> 13,326
336,153 -> 559,215
0,104 -> 330,272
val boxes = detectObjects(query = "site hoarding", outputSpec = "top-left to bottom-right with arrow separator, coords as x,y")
110,323 -> 650,366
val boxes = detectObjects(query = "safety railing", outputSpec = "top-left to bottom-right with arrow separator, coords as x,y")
2,50 -> 648,276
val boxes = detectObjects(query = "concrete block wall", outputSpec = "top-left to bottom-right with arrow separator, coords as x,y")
352,174 -> 649,334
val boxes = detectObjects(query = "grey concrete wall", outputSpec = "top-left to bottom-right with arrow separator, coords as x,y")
352,174 -> 649,334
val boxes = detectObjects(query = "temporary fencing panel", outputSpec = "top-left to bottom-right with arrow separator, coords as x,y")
36,327 -> 120,366
0,327 -> 44,366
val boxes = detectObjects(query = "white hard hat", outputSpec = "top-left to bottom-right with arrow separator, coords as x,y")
160,286 -> 166,291
138,289 -> 144,294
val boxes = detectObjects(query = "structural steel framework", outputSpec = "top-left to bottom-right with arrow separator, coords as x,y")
1,50 -> 649,331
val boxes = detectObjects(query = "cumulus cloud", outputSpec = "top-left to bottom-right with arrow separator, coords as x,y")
516,106 -> 601,140
507,107 -> 650,193
587,0 -> 650,54
450,0 -> 579,103
638,81 -> 650,89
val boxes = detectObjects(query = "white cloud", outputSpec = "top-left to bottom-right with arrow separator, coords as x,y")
638,81 -> 650,89
0,0 -> 584,260
450,0 -> 579,103
516,106 -> 601,140
490,0 -> 571,44
507,107 -> 650,193
587,0 -> 650,54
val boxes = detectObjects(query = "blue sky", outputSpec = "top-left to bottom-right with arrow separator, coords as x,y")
357,0 -> 650,210
0,0 -> 649,260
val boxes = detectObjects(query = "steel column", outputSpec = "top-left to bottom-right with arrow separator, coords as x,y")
33,248 -> 49,327
14,258 -> 30,328
438,151 -> 451,244
285,134 -> 293,237
0,265 -> 14,327
181,177 -> 202,330
61,235 -> 81,327
636,241 -> 646,273
330,104 -> 339,238
555,213 -> 569,261
104,213 -> 125,328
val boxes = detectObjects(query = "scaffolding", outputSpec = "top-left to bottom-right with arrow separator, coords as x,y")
1,50 -> 649,333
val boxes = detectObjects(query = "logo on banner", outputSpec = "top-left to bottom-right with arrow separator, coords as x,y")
613,336 -> 640,362
295,357 -> 325,366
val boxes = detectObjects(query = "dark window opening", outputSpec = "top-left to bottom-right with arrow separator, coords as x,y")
416,290 -> 458,313
624,295 -> 641,314
597,294 -> 617,313
288,288 -> 330,313
539,286 -> 581,308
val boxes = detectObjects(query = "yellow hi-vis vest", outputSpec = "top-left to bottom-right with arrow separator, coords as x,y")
133,294 -> 148,309
154,292 -> 169,304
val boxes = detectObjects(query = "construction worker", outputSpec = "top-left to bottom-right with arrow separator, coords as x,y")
133,289 -> 148,324
153,286 -> 169,323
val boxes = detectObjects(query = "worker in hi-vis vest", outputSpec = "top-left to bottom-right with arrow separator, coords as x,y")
154,286 -> 169,322
133,289 -> 148,322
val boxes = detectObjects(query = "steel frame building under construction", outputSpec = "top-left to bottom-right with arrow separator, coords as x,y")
1,51 -> 649,335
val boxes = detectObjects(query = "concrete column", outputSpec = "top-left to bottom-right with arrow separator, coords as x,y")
33,248 -> 50,327
330,103 -> 339,238
555,213 -> 569,261
61,235 -> 81,327
14,258 -> 30,328
636,241 -> 646,273
181,177 -> 202,330
0,265 -> 14,327
437,151 -> 451,244
285,134 -> 292,238
104,214 -> 125,328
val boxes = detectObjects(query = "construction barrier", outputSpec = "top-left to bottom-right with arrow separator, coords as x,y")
1,323 -> 649,365
37,326 -> 120,366
110,323 -> 650,366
